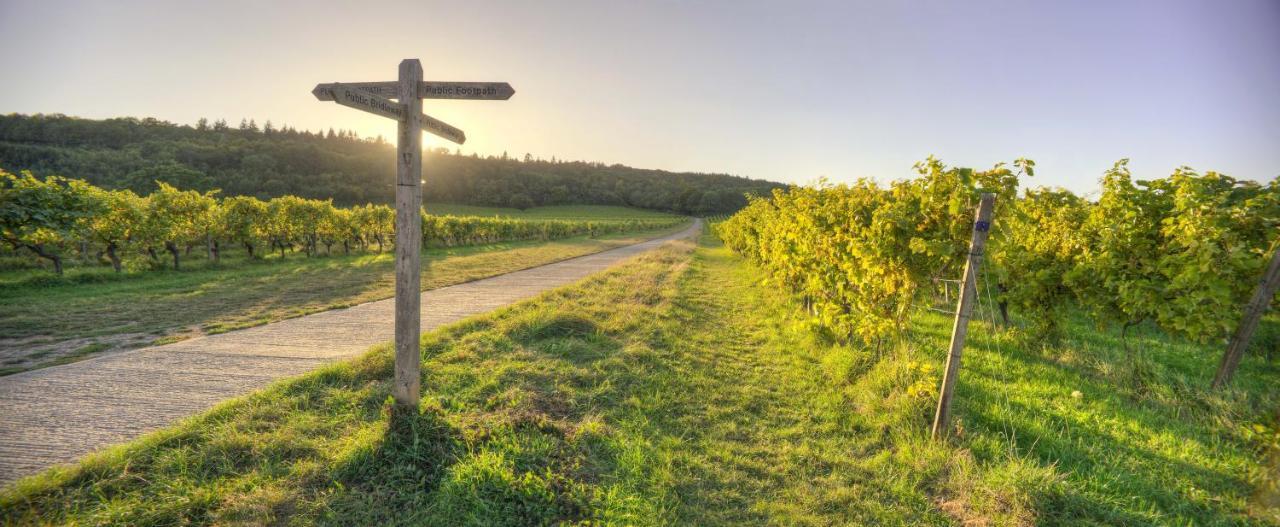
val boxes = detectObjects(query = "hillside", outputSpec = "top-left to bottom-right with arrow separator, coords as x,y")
0,113 -> 784,214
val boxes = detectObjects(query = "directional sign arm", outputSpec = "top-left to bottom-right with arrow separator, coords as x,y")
419,81 -> 514,100
313,82 -> 399,101
327,85 -> 406,121
313,81 -> 514,101
421,112 -> 466,144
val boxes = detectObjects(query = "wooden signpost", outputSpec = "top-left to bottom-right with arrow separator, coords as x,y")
932,193 -> 995,440
312,59 -> 513,413
313,81 -> 515,102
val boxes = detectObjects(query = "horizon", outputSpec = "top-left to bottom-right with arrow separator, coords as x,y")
2,0 -> 1277,195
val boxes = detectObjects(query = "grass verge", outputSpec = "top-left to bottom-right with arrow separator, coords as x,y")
0,222 -> 688,375
423,203 -> 683,220
2,233 -> 1275,525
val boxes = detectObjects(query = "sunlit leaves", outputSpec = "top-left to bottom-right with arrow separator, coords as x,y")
719,156 -> 1280,352
2,173 -> 685,275
718,157 -> 1029,345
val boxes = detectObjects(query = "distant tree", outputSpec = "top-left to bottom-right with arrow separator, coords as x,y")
0,113 -> 785,215
508,193 -> 534,210
143,182 -> 217,270
219,195 -> 267,258
82,186 -> 146,272
0,170 -> 101,274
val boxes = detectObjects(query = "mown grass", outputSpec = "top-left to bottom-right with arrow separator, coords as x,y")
2,233 -> 1275,525
424,203 -> 682,221
0,222 -> 688,375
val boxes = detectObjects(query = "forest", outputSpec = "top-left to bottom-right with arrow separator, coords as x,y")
0,113 -> 783,214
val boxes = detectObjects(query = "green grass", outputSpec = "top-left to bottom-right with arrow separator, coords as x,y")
0,222 -> 689,375
424,203 -> 682,220
2,233 -> 1276,525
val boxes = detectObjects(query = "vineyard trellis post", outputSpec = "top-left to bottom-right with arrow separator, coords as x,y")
931,193 -> 995,440
311,60 -> 513,414
1210,243 -> 1280,389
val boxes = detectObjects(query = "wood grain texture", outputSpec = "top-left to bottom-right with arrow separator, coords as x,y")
329,84 -> 406,121
312,81 -> 513,101
393,59 -> 424,410
420,112 -> 466,144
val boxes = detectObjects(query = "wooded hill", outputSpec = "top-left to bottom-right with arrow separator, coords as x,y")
0,113 -> 784,214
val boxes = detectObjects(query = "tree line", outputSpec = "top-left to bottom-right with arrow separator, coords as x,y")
0,113 -> 783,215
0,169 -> 683,275
717,157 -> 1279,386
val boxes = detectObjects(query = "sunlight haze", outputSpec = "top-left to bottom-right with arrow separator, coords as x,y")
2,0 -> 1277,193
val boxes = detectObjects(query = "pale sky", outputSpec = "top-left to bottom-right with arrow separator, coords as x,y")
1,0 -> 1277,194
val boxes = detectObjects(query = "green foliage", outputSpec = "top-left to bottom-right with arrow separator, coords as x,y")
1149,168 -> 1280,340
0,175 -> 684,276
718,157 -> 1027,344
218,195 -> 268,255
0,113 -> 782,214
143,182 -> 218,268
1069,159 -> 1168,331
992,187 -> 1086,339
0,169 -> 101,273
1073,160 -> 1280,343
3,238 -> 1272,524
720,155 -> 1280,377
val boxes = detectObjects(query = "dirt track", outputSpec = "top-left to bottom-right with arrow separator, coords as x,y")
0,220 -> 700,486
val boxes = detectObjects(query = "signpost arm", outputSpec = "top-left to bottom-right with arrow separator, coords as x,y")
393,59 -> 424,412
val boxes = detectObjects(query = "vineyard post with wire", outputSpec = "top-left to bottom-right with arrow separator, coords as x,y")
1211,243 -> 1280,389
931,193 -> 995,440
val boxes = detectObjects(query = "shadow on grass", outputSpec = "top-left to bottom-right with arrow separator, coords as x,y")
312,406 -> 465,525
946,309 -> 1277,525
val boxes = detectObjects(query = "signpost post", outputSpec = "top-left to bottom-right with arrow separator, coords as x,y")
313,59 -> 513,415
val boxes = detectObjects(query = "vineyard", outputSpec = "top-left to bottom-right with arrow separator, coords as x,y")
717,157 -> 1280,384
0,169 -> 684,276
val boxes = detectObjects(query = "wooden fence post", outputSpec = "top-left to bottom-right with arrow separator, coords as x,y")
931,193 -> 996,440
393,59 -> 424,412
1211,244 -> 1280,390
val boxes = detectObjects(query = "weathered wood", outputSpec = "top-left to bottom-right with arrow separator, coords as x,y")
931,193 -> 996,440
421,112 -> 466,144
392,59 -> 424,411
419,81 -> 515,100
1211,244 -> 1280,389
314,83 -> 464,143
312,81 -> 514,101
311,61 -> 512,414
328,84 -> 406,121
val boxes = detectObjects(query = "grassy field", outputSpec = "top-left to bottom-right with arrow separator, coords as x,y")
425,203 -> 682,220
0,221 -> 689,375
2,231 -> 1275,525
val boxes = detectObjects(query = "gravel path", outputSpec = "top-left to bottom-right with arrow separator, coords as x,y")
0,221 -> 700,486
